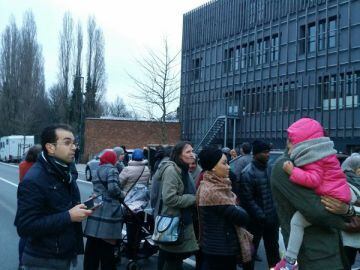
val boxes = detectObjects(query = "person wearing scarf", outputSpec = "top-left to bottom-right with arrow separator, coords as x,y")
275,117 -> 352,270
197,146 -> 251,270
332,153 -> 360,267
15,124 -> 92,270
156,141 -> 199,270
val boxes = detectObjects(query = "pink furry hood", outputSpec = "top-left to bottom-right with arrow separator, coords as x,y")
287,118 -> 324,145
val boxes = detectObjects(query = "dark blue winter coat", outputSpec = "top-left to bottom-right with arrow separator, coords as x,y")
14,155 -> 84,259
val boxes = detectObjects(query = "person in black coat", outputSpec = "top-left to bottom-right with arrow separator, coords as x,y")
239,140 -> 280,270
14,124 -> 93,270
197,146 -> 250,270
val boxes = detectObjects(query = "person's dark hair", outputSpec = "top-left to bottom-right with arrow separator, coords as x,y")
41,124 -> 73,153
25,144 -> 42,162
241,142 -> 252,154
170,141 -> 192,169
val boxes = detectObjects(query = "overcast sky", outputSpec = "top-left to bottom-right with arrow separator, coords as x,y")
0,0 -> 208,110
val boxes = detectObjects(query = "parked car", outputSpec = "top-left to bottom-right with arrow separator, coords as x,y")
85,148 -> 134,181
268,150 -> 284,167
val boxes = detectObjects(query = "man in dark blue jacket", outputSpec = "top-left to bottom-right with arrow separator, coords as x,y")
239,140 -> 280,270
15,124 -> 92,270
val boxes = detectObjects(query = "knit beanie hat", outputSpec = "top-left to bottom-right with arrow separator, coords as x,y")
113,146 -> 124,158
132,148 -> 144,161
221,147 -> 231,154
342,153 -> 360,172
199,146 -> 223,171
252,140 -> 271,155
100,150 -> 117,165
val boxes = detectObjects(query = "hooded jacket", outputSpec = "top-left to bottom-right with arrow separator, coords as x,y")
287,118 -> 351,203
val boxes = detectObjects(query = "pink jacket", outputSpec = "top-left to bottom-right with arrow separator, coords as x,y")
287,118 -> 351,203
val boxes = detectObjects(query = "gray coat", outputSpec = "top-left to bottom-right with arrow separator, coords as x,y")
84,164 -> 124,239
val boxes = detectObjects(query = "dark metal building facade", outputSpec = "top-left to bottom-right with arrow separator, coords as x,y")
180,0 -> 360,153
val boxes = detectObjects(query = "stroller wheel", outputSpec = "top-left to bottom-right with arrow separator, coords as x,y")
127,261 -> 141,270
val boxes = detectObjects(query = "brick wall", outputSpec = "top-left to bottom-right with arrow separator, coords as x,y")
83,118 -> 181,161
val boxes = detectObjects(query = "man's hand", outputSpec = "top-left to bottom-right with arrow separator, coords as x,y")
283,161 -> 294,175
321,196 -> 349,215
344,216 -> 360,233
69,204 -> 93,222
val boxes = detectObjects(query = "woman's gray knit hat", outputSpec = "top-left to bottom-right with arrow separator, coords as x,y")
342,153 -> 360,172
113,146 -> 124,158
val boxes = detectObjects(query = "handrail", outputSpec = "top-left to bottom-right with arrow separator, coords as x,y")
194,115 -> 238,152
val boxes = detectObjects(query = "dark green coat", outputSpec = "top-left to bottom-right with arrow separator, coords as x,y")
270,153 -> 348,270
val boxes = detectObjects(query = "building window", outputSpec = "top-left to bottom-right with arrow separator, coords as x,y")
283,83 -> 289,111
266,86 -> 272,112
273,85 -> 280,110
192,57 -> 201,81
318,19 -> 326,50
308,23 -> 316,53
248,42 -> 254,67
256,39 -> 263,65
319,72 -> 360,110
271,34 -> 280,62
235,46 -> 240,71
299,25 -> 306,54
241,44 -> 247,69
223,48 -> 234,74
263,37 -> 270,64
328,17 -> 337,48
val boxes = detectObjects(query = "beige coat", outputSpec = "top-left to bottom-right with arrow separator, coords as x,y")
119,160 -> 150,194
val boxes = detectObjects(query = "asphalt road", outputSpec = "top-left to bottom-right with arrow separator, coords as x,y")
0,162 -> 358,270
0,162 -> 196,270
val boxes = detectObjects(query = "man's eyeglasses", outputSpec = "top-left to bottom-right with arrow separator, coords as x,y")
51,141 -> 78,148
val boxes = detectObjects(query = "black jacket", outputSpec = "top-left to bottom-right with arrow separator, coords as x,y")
239,160 -> 277,224
14,155 -> 84,259
198,204 -> 248,255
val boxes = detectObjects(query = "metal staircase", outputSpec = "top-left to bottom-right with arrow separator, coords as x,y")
194,115 -> 226,152
194,115 -> 239,152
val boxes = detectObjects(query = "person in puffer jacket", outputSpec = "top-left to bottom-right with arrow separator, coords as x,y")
274,117 -> 352,270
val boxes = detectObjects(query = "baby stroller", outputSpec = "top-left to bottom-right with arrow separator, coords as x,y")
119,184 -> 158,270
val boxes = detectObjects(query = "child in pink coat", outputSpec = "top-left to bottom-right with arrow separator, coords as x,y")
275,117 -> 352,270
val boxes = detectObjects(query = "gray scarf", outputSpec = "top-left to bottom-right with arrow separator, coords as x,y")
290,137 -> 337,167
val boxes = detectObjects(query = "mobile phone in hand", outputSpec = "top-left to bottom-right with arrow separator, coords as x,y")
84,194 -> 103,210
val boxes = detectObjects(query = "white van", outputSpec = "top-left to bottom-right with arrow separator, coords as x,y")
0,135 -> 34,162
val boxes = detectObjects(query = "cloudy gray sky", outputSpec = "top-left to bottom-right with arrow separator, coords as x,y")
0,0 -> 208,110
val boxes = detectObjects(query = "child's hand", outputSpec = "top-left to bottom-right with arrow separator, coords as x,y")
283,161 -> 294,175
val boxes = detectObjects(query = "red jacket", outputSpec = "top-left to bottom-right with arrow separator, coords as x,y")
288,118 -> 351,203
19,161 -> 35,182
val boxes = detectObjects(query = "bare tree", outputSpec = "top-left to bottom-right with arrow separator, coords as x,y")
84,16 -> 106,118
129,38 -> 180,143
0,11 -> 48,136
102,97 -> 132,118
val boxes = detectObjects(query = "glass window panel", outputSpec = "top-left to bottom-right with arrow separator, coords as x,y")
308,24 -> 316,52
328,18 -> 337,48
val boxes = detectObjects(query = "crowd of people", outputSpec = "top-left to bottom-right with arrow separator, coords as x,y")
13,117 -> 360,270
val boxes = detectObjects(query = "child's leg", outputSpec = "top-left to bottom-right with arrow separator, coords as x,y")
286,211 -> 311,261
